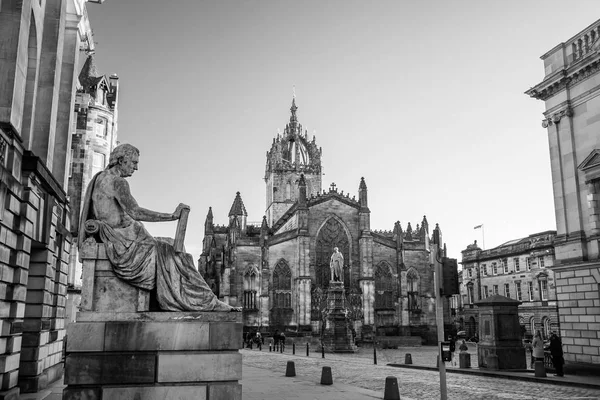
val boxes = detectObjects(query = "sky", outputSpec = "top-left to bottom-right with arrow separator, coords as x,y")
85,0 -> 599,264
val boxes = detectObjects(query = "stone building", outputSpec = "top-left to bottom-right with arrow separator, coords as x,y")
199,99 -> 451,343
66,54 -> 119,322
0,0 -> 99,396
458,232 -> 559,340
526,18 -> 600,372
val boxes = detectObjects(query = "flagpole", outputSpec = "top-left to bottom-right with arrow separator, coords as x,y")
481,225 -> 485,250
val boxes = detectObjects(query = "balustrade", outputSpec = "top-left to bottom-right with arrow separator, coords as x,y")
571,25 -> 600,63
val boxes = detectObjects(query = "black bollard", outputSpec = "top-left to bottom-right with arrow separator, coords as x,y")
374,343 -> 377,365
293,342 -> 296,355
320,366 -> 333,385
285,361 -> 296,377
405,353 -> 412,365
321,344 -> 325,358
280,343 -> 283,353
383,376 -> 400,400
269,343 -> 272,352
306,342 -> 309,357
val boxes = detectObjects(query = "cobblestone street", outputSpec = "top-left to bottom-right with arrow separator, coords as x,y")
241,347 -> 600,400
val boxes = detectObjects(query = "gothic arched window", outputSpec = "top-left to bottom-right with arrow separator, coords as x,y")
273,260 -> 292,309
375,262 -> 394,309
243,265 -> 259,310
407,268 -> 420,311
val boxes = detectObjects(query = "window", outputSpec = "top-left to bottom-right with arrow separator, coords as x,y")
515,282 -> 522,301
528,281 -> 534,301
538,256 -> 545,268
95,117 -> 108,139
92,152 -> 105,176
539,279 -> 548,301
243,265 -> 259,310
482,264 -> 487,275
514,257 -> 520,272
407,269 -> 420,310
273,260 -> 292,309
467,284 -> 474,304
468,268 -> 473,278
504,283 -> 510,298
375,263 -> 394,310
483,285 -> 489,298
493,285 -> 499,295
526,257 -> 532,270
503,258 -> 509,274
492,262 -> 498,275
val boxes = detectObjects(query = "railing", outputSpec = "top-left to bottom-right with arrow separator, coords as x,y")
571,24 -> 600,63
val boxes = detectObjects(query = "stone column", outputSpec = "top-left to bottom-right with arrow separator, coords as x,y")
52,11 -> 80,188
30,0 -> 67,169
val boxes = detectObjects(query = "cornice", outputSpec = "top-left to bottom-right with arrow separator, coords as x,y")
527,53 -> 600,102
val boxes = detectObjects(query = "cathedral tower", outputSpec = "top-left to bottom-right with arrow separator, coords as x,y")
264,98 -> 322,226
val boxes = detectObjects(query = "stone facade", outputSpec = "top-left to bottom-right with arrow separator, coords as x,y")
526,19 -> 600,372
0,0 -> 97,396
199,99 -> 452,344
458,232 -> 559,341
66,55 -> 119,323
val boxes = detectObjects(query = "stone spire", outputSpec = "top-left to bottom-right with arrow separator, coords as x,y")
359,177 -> 368,211
298,174 -> 307,208
405,222 -> 413,241
228,192 -> 248,217
290,97 -> 298,128
204,207 -> 214,234
228,192 -> 247,232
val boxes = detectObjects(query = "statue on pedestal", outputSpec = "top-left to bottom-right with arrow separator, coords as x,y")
329,247 -> 344,282
79,143 -> 240,312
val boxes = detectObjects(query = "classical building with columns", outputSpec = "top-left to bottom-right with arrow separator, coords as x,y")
0,0 -> 101,396
526,18 -> 600,372
199,99 -> 451,343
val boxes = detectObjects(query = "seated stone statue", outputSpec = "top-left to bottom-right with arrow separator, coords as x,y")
78,143 -> 240,312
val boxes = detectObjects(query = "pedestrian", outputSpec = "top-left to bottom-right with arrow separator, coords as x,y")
280,332 -> 286,350
548,332 -> 565,377
532,331 -> 545,365
525,340 -> 533,368
459,340 -> 468,353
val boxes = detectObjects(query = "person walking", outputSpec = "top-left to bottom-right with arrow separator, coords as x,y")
548,332 -> 565,377
532,331 -> 545,364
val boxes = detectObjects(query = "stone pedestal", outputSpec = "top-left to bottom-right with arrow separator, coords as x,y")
475,295 -> 526,370
63,243 -> 243,399
321,282 -> 357,353
64,312 -> 242,400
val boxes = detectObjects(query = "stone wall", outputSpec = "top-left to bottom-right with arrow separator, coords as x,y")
554,266 -> 600,366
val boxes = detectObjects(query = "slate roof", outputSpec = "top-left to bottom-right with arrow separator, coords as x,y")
78,55 -> 104,90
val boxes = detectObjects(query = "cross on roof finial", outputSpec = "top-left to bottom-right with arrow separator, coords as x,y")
330,182 -> 337,192
293,85 -> 296,99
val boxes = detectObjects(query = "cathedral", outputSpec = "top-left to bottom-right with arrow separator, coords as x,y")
199,98 -> 449,343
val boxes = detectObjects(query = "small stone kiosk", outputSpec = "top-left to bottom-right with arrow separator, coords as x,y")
475,295 -> 526,370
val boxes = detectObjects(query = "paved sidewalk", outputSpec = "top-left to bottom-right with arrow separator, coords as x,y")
17,365 -> 392,400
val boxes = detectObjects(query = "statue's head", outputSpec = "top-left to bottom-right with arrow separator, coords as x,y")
108,144 -> 140,177
333,247 -> 339,252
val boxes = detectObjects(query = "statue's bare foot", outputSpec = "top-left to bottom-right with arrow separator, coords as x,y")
230,306 -> 242,312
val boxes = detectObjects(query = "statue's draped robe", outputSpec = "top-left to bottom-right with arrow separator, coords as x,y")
79,172 -> 231,312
